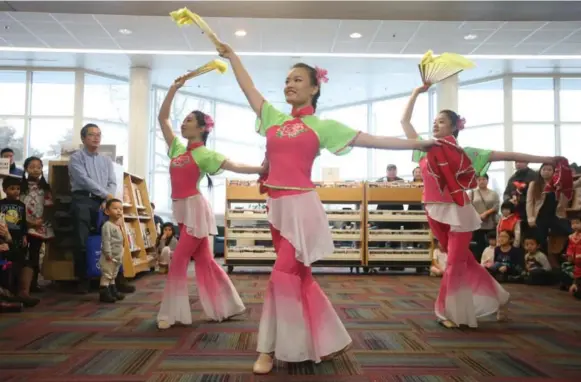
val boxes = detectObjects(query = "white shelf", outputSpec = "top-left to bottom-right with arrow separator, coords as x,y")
368,249 -> 431,261
228,228 -> 272,240
368,210 -> 427,222
227,209 -> 362,222
368,229 -> 431,242
331,229 -> 362,240
226,246 -> 361,261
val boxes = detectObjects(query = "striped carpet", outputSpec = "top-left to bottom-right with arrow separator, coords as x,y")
1,267 -> 581,381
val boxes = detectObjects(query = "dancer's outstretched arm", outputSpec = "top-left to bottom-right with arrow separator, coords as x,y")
221,159 -> 267,175
217,43 -> 264,116
489,151 -> 558,164
352,133 -> 437,151
400,85 -> 430,140
158,77 -> 185,147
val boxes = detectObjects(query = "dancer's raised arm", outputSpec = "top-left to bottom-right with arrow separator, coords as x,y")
400,84 -> 430,140
352,133 -> 437,151
158,76 -> 185,147
217,43 -> 265,116
489,151 -> 557,164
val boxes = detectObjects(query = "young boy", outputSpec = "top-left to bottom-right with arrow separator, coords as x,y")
0,176 -> 38,307
561,215 -> 581,299
522,235 -> 552,285
481,230 -> 497,269
497,201 -> 521,248
99,199 -> 126,303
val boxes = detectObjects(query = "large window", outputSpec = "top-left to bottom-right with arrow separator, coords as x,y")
29,118 -> 74,160
84,74 -> 130,167
560,78 -> 581,122
0,119 -> 26,162
0,71 -> 27,162
513,78 -> 555,122
513,124 -> 556,157
31,71 -> 75,117
560,124 -> 581,164
458,80 -> 503,126
214,103 -> 262,146
373,94 -> 429,135
318,105 -> 368,181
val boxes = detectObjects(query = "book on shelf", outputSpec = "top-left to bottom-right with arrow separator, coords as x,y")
124,222 -> 139,251
123,184 -> 132,204
139,222 -> 153,248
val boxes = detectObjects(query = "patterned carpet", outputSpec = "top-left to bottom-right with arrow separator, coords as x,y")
1,268 -> 581,382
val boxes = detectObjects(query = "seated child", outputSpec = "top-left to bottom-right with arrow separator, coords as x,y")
430,240 -> 447,277
481,230 -> 497,269
522,235 -> 552,285
156,222 -> 177,274
491,230 -> 524,282
0,176 -> 38,307
497,201 -> 521,248
98,199 -> 126,304
560,215 -> 581,299
0,216 -> 24,313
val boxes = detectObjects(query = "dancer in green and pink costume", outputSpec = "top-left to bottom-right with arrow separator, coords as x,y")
156,74 -> 267,330
217,43 -> 438,374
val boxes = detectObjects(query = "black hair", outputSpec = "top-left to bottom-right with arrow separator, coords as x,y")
500,200 -> 515,214
192,110 -> 214,190
387,164 -> 397,170
291,63 -> 321,111
1,148 -> 14,156
439,109 -> 461,138
523,235 -> 539,245
150,202 -> 156,210
105,198 -> 123,209
80,123 -> 99,139
20,156 -> 51,196
2,176 -> 20,191
156,222 -> 176,248
486,230 -> 497,240
498,229 -> 515,242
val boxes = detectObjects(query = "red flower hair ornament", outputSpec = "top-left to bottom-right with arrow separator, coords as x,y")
315,66 -> 329,84
203,114 -> 215,133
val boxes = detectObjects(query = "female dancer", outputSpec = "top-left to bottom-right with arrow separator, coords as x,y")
156,75 -> 266,329
402,83 -> 561,328
217,44 -> 437,374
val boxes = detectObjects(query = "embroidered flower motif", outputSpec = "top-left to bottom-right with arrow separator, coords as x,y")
171,153 -> 191,167
276,122 -> 307,138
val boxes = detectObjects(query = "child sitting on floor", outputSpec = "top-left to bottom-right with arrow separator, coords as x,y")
522,235 -> 552,285
560,215 -> 581,299
156,222 -> 177,274
491,230 -> 524,282
481,230 -> 497,269
430,240 -> 447,277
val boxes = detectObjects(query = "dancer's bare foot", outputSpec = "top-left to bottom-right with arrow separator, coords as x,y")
253,353 -> 274,374
496,305 -> 509,322
157,320 -> 171,330
438,319 -> 458,328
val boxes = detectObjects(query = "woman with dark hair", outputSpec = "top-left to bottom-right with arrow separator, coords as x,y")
155,74 -> 267,330
402,83 -> 562,329
217,44 -> 437,374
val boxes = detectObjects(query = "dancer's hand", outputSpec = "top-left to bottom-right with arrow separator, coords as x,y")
552,155 -> 567,164
570,284 -> 578,294
217,42 -> 234,60
499,265 -> 507,273
259,159 -> 269,174
171,75 -> 188,90
414,82 -> 432,94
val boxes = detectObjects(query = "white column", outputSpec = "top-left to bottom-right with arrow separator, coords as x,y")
436,75 -> 459,112
72,70 -> 85,148
128,67 -> 151,177
503,76 -> 514,182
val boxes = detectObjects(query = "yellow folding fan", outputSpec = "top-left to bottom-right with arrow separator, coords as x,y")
183,59 -> 228,81
418,50 -> 475,84
170,7 -> 221,47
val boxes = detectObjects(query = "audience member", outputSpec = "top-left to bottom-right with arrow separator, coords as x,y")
151,202 -> 164,235
560,215 -> 581,299
497,201 -> 521,248
491,230 -> 524,282
98,199 -> 126,303
1,148 -> 24,176
470,174 -> 500,261
523,236 -> 552,285
156,222 -> 177,274
429,240 -> 447,277
481,231 -> 497,269
503,161 -> 536,202
69,123 -> 134,295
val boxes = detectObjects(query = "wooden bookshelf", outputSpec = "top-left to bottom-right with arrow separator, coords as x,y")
365,182 -> 433,272
223,180 -> 366,273
42,161 -> 156,281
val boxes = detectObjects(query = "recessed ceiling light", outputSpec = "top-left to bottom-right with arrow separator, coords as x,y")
119,29 -> 132,35
350,32 -> 362,39
235,30 -> 247,37
464,34 -> 477,40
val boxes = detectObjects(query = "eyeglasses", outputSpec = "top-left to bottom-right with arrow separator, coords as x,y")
87,133 -> 101,138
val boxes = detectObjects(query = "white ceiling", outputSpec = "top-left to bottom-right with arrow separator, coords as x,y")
1,12 -> 581,55
1,12 -> 581,108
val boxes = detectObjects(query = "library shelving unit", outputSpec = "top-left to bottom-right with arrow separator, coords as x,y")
365,182 -> 433,272
42,161 -> 157,281
224,180 -> 366,273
